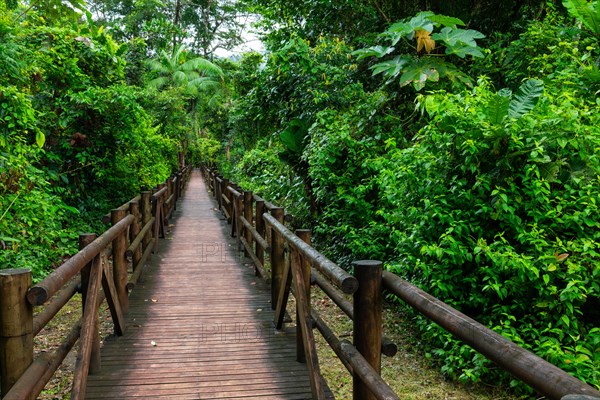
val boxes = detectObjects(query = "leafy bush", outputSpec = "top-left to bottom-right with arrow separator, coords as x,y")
379,75 -> 600,389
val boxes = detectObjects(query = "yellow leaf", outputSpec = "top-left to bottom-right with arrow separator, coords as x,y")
415,30 -> 435,54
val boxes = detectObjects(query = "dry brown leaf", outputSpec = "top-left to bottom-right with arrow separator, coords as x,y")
415,30 -> 435,53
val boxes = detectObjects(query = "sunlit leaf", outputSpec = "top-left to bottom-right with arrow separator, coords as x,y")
35,131 -> 45,148
370,56 -> 411,78
428,14 -> 465,27
352,46 -> 395,60
508,79 -> 544,119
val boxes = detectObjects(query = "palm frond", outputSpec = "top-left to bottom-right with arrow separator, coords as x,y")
147,76 -> 169,90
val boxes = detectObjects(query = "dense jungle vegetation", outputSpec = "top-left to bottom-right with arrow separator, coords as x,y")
1,0 -> 599,395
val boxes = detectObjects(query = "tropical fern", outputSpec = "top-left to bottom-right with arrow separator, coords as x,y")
483,80 -> 544,124
508,79 -> 544,119
563,0 -> 600,35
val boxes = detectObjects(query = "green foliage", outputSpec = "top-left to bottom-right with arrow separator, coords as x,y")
563,0 -> 600,35
382,74 -> 600,389
0,6 -> 185,280
353,12 -> 485,90
0,146 -> 87,282
145,44 -> 224,94
221,6 -> 600,393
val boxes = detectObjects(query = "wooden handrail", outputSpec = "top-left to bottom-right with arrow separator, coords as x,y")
0,165 -> 192,399
27,215 -> 134,306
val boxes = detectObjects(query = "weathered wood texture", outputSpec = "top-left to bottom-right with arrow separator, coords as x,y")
86,170 -> 320,399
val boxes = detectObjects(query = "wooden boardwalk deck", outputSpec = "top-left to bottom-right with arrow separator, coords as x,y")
85,170 -> 315,399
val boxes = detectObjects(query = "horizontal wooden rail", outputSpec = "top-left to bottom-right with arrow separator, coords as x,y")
3,320 -> 81,400
240,216 -> 270,251
101,195 -> 140,224
263,213 -> 358,294
381,271 -> 600,400
32,278 -> 80,336
27,215 -> 134,306
239,237 -> 269,280
126,217 -> 155,260
152,186 -> 168,199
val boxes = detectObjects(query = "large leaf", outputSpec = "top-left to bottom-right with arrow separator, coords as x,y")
428,14 -> 465,27
432,27 -> 485,58
508,79 -> 544,119
383,12 -> 435,45
485,89 -> 511,124
279,119 -> 308,154
399,59 -> 440,91
352,46 -> 395,60
370,56 -> 411,78
563,0 -> 600,35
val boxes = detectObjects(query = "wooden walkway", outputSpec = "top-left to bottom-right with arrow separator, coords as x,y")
85,170 -> 315,399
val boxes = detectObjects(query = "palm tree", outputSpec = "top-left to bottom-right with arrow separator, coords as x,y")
145,44 -> 225,97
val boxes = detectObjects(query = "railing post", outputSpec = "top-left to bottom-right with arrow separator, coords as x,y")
79,233 -> 101,374
270,207 -> 285,309
111,209 -> 129,314
296,229 -> 311,363
353,260 -> 383,400
233,192 -> 242,239
167,177 -> 174,215
243,191 -> 253,257
159,183 -> 168,227
129,201 -> 142,268
141,191 -> 152,251
175,172 -> 181,208
255,199 -> 265,273
0,269 -> 33,397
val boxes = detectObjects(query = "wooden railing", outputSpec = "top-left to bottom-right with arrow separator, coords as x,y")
204,168 -> 600,400
0,166 -> 192,400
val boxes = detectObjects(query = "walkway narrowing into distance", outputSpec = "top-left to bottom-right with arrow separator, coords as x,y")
85,170 -> 319,399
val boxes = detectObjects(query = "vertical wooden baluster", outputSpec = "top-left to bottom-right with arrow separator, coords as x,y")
129,201 -> 141,270
222,178 -> 229,219
79,233 -> 101,374
270,207 -> 285,309
296,229 -> 312,363
141,191 -> 152,251
243,191 -> 253,257
111,209 -> 129,314
255,199 -> 265,274
353,260 -> 383,400
0,269 -> 33,397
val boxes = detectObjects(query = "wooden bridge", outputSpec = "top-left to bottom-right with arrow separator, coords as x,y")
1,167 -> 599,400
85,170 -> 323,399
